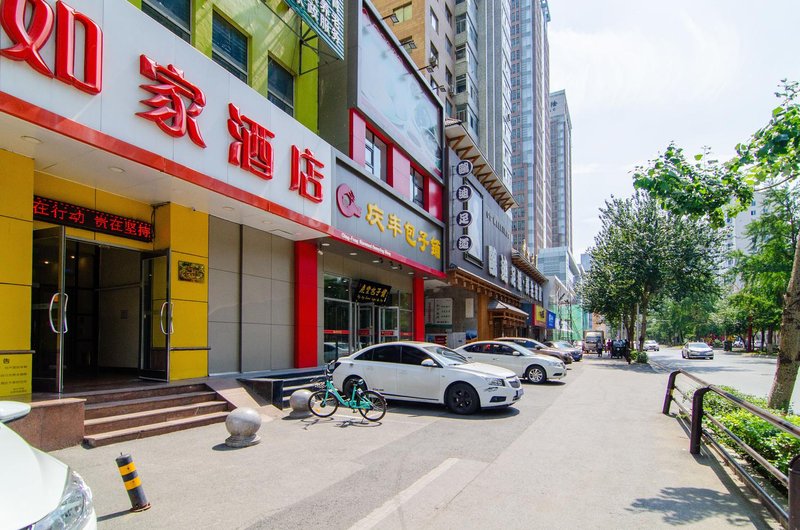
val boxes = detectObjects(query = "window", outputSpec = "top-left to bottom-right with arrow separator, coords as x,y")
455,44 -> 466,61
212,12 -> 248,83
455,14 -> 466,34
412,169 -> 425,207
400,37 -> 415,51
393,3 -> 412,23
268,58 -> 294,116
143,0 -> 190,42
402,347 -> 433,366
455,74 -> 466,94
446,99 -> 453,117
370,345 -> 402,363
445,37 -> 453,56
429,43 -> 439,68
445,68 -> 453,87
445,6 -> 452,24
430,8 -> 439,33
365,129 -> 387,182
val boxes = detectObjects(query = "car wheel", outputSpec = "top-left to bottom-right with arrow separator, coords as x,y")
446,383 -> 480,415
526,365 -> 547,384
342,376 -> 364,400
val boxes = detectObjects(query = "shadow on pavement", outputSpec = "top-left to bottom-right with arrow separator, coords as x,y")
384,400 -> 521,420
627,486 -> 767,528
97,510 -> 134,523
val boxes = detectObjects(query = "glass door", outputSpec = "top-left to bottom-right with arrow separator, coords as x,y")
140,253 -> 171,381
379,306 -> 400,343
357,303 -> 375,350
31,227 -> 67,392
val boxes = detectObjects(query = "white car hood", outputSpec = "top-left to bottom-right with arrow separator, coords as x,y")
452,362 -> 516,378
0,423 -> 67,529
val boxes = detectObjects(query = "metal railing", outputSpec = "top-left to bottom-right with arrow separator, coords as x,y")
663,369 -> 800,529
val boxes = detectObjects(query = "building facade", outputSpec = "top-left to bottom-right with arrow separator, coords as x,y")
510,0 -> 551,254
549,90 -> 572,251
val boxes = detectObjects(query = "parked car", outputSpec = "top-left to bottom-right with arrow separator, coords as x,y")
332,341 -> 523,415
0,401 -> 97,530
682,342 -> 714,360
545,340 -> 583,361
733,339 -> 744,349
494,337 -> 573,364
643,340 -> 660,351
457,341 -> 566,384
610,339 -> 629,359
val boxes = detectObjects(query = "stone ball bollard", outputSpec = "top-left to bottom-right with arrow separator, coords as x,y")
224,407 -> 262,448
289,389 -> 313,418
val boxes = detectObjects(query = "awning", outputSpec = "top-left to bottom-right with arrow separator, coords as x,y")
447,267 -> 520,305
488,299 -> 529,327
511,249 -> 548,284
445,119 -> 517,211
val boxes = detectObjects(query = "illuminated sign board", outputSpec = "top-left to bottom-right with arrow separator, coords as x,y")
33,196 -> 154,242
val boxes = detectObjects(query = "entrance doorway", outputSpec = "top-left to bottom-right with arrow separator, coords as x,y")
31,228 -> 172,392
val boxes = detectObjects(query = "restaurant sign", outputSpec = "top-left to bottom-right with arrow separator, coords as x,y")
33,196 -> 154,242
354,279 -> 391,305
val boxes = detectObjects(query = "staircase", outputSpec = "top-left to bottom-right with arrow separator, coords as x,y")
240,368 -> 324,410
81,383 -> 231,448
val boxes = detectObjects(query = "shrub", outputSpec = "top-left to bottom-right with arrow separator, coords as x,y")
636,351 -> 648,363
712,339 -> 723,348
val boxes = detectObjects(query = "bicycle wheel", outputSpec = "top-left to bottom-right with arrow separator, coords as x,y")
308,390 -> 339,418
358,391 -> 387,422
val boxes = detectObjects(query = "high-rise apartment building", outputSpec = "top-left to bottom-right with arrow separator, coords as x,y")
549,90 -> 572,251
510,0 -> 551,254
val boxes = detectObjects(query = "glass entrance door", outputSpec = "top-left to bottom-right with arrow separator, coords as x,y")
379,306 -> 400,343
357,304 -> 375,350
140,253 -> 171,381
31,227 -> 67,392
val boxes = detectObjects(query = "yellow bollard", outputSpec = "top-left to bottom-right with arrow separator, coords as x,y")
116,453 -> 151,512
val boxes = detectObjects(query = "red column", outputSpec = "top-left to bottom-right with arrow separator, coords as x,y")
295,241 -> 318,367
349,110 -> 366,165
413,277 -> 425,341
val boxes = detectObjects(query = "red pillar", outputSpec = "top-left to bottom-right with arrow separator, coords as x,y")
413,277 -> 425,341
295,241 -> 318,367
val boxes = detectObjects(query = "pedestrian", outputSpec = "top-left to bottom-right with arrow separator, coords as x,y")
623,338 -> 631,364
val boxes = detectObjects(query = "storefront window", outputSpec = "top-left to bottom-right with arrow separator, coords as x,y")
323,275 -> 352,360
324,275 -> 351,300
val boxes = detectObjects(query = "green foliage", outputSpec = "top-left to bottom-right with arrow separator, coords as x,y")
634,350 -> 648,363
703,386 -> 800,479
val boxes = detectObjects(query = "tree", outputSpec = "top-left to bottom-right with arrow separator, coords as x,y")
580,192 -> 723,351
634,80 -> 800,410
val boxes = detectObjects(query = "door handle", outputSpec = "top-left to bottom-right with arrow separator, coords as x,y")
61,292 -> 69,334
48,292 -> 58,333
159,301 -> 168,335
168,302 -> 174,335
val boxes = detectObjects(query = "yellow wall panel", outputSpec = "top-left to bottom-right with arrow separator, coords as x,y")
171,253 -> 209,302
171,300 -> 208,349
169,205 -> 208,257
0,216 -> 32,286
96,190 -> 153,224
170,350 -> 208,380
0,284 -> 31,350
34,173 -> 94,208
0,150 -> 33,221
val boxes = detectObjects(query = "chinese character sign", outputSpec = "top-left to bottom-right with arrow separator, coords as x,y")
137,54 -> 206,147
290,146 -> 325,203
284,0 -> 344,59
228,104 -> 274,180
33,196 -> 153,242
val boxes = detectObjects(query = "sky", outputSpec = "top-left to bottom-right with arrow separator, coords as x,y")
548,0 -> 800,257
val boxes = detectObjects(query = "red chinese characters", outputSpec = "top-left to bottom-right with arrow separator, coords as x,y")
228,104 -> 275,180
137,54 -> 206,147
0,0 -> 103,94
290,145 -> 325,203
32,196 -> 154,243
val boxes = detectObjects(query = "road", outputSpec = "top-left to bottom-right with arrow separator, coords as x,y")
51,359 -> 772,529
648,346 -> 800,412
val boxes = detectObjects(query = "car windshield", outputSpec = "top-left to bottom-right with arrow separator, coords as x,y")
552,341 -> 572,349
688,342 -> 708,348
645,340 -> 656,344
423,345 -> 468,365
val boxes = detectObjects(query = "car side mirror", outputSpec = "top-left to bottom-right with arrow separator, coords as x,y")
512,351 -> 521,356
421,359 -> 437,367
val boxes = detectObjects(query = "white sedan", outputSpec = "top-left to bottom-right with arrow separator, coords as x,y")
457,340 -> 566,384
682,342 -> 714,359
1,402 -> 96,530
332,341 -> 523,414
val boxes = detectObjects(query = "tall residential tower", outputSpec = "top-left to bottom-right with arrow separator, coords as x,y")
549,90 -> 572,251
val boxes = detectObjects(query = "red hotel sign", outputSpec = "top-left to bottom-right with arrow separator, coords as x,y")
33,196 -> 154,242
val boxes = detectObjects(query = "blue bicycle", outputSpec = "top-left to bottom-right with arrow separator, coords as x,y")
307,361 -> 387,422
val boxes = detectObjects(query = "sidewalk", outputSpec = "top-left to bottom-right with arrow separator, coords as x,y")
51,358 -> 776,529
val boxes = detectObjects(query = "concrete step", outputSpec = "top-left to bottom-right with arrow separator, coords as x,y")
77,383 -> 211,405
83,411 -> 229,448
85,391 -> 220,420
84,401 -> 230,435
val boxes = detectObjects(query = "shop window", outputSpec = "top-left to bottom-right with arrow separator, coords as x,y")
365,129 -> 387,182
268,58 -> 295,116
393,3 -> 412,23
142,0 -> 191,42
411,169 -> 425,208
212,12 -> 248,83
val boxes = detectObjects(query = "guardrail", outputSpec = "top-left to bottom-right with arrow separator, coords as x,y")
663,369 -> 800,529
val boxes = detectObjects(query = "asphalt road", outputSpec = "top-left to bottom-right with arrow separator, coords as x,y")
648,346 -> 800,412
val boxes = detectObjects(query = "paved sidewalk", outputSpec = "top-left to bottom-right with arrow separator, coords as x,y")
51,359 -> 776,529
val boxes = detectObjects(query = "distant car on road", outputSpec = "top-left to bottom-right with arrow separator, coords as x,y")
457,340 -> 566,384
545,340 -> 583,361
643,340 -> 660,351
733,339 -> 744,349
495,337 -> 573,364
682,342 -> 714,360
332,341 -> 523,414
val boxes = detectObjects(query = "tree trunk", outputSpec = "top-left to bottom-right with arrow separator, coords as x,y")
768,234 -> 800,410
638,297 -> 649,352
